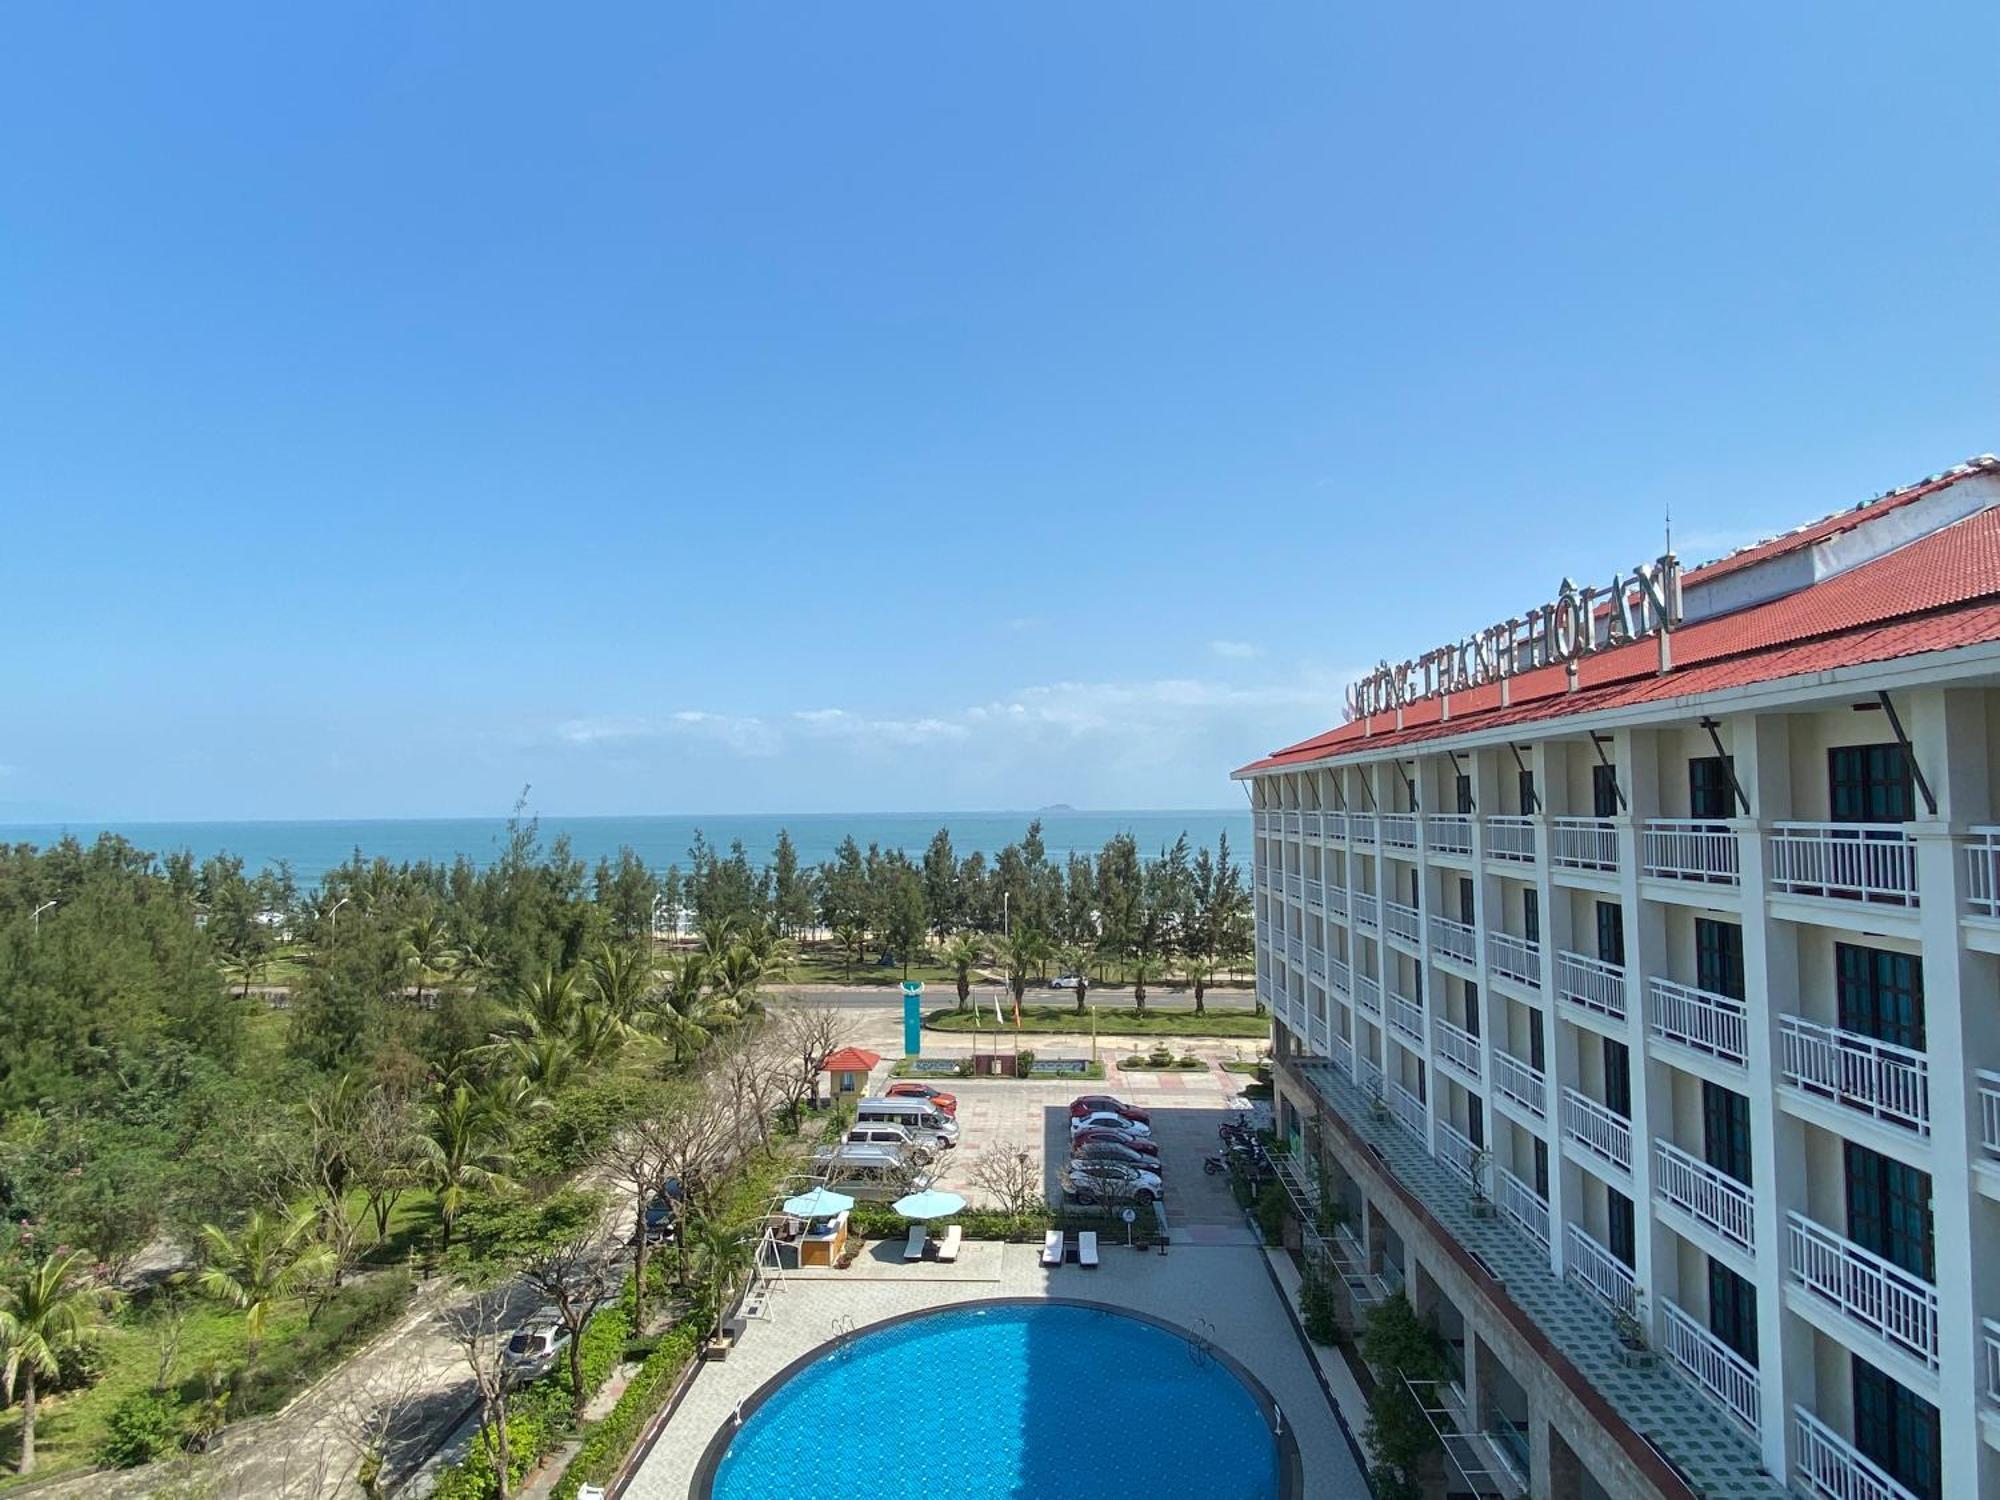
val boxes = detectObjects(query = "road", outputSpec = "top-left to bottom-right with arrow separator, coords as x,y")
775,981 -> 1259,1012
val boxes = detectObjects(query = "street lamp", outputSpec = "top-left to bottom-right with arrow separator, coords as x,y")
325,895 -> 351,932
31,899 -> 57,933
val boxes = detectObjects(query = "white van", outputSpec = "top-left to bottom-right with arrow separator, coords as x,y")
812,1143 -> 934,1201
855,1096 -> 960,1146
844,1123 -> 937,1160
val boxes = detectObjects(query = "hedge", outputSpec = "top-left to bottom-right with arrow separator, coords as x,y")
844,1202 -> 1149,1242
549,1323 -> 702,1500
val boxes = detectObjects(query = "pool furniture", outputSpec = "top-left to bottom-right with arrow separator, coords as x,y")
798,1211 -> 848,1268
1077,1231 -> 1099,1268
1041,1230 -> 1065,1266
936,1224 -> 963,1262
903,1224 -> 929,1261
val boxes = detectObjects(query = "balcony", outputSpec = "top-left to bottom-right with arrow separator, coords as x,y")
1303,810 -> 1322,839
1786,1210 -> 1939,1369
1649,977 -> 1748,1066
1966,827 -> 2000,917
1551,816 -> 1619,873
1555,949 -> 1625,1022
1323,810 -> 1348,842
1979,1070 -> 2000,1157
1328,955 -> 1352,997
1430,813 -> 1473,856
1486,814 -> 1538,864
1284,871 -> 1303,902
1333,1033 -> 1355,1080
1305,876 -> 1324,910
1769,822 -> 1919,908
1351,812 -> 1379,849
1561,1087 -> 1633,1173
1654,1139 -> 1755,1251
1388,990 -> 1427,1048
1641,818 -> 1740,884
1382,812 -> 1419,850
1986,1319 -> 2000,1407
1487,930 -> 1542,988
1352,891 -> 1380,932
1306,949 -> 1325,983
1564,1222 -> 1637,1318
1325,884 -> 1349,920
1491,1048 -> 1546,1119
1778,1015 -> 1930,1136
1254,810 -> 1274,836
1794,1407 -> 1923,1500
1494,1165 -> 1549,1249
1435,1017 -> 1483,1083
1285,933 -> 1303,967
1435,1118 -> 1478,1187
1284,810 -> 1302,837
1388,1080 -> 1427,1143
1663,1299 -> 1760,1436
1384,897 -> 1422,946
1357,1053 -> 1385,1099
1429,913 -> 1478,966
1355,972 -> 1383,1017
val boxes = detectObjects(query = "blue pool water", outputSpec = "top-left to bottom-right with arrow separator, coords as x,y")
706,1302 -> 1281,1500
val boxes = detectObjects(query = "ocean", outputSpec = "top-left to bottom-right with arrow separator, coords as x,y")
0,810 -> 1253,888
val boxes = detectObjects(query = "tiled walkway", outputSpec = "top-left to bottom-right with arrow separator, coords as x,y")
1293,1059 -> 1788,1500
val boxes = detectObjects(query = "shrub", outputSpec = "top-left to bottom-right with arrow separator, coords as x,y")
232,1270 -> 414,1416
97,1390 -> 186,1468
1299,1270 -> 1340,1346
1253,1180 -> 1288,1244
1360,1294 -> 1450,1498
551,1324 -> 702,1499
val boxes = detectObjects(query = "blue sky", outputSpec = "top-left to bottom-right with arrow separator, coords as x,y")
3,2 -> 1995,821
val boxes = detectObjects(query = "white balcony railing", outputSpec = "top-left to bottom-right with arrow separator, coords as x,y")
1985,1318 -> 2000,1407
1979,1070 -> 2000,1157
1555,949 -> 1626,1021
1429,913 -> 1478,966
1794,1407 -> 1922,1500
1787,1211 -> 1939,1369
1495,1166 -> 1550,1250
1385,897 -> 1422,946
1492,1048 -> 1546,1119
1642,818 -> 1741,884
1325,884 -> 1350,920
1654,1139 -> 1755,1251
1358,1053 -> 1385,1100
1435,1017 -> 1484,1082
1351,812 -> 1379,849
1967,827 -> 2000,918
1663,1299 -> 1760,1436
1305,877 -> 1324,910
1551,816 -> 1619,873
1253,810 -> 1273,836
1382,812 -> 1419,850
1649,977 -> 1748,1066
1486,814 -> 1538,864
1302,810 -> 1322,839
1488,930 -> 1542,988
1435,1118 -> 1478,1187
1778,1015 -> 1929,1136
1352,891 -> 1380,932
1770,822 -> 1919,907
1333,1033 -> 1355,1080
1388,991 -> 1426,1047
1430,813 -> 1474,856
1561,1087 -> 1632,1172
1322,810 -> 1347,842
1306,949 -> 1326,982
1389,1080 -> 1427,1144
1564,1222 -> 1637,1319
1285,871 -> 1303,902
1284,811 -> 1302,837
1328,955 -> 1352,997
1286,933 -> 1304,967
1355,973 -> 1383,1017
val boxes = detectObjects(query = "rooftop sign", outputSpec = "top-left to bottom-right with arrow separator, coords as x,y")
1344,553 -> 1684,720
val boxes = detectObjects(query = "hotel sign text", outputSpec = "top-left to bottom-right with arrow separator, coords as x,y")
1344,553 -> 1683,720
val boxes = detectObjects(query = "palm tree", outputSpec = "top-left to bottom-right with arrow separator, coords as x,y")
222,946 -> 265,1000
939,933 -> 982,1011
1054,942 -> 1092,1016
1128,954 -> 1160,1016
195,1207 -> 334,1368
567,999 -> 627,1067
711,943 -> 769,1015
684,1217 -> 755,1344
585,942 -> 650,1026
402,913 -> 452,1006
1182,953 -> 1218,1015
513,968 -> 579,1035
0,1250 -> 107,1475
498,1031 -> 578,1092
649,954 -> 728,1062
420,1085 -> 515,1255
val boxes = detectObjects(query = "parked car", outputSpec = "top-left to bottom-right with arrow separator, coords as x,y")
633,1177 -> 686,1245
1069,1139 -> 1162,1173
1061,1160 -> 1164,1206
1049,974 -> 1083,989
885,1081 -> 959,1114
1071,1109 -> 1153,1140
503,1318 -> 570,1385
1068,1095 -> 1151,1125
845,1123 -> 939,1161
1070,1126 -> 1161,1159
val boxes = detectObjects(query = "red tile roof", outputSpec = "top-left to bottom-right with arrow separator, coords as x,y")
821,1047 -> 882,1073
1237,497 -> 2000,775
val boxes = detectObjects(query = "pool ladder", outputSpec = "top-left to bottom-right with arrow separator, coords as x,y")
1185,1317 -> 1218,1368
827,1312 -> 858,1357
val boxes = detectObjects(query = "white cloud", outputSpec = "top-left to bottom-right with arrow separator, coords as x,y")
1209,640 -> 1261,659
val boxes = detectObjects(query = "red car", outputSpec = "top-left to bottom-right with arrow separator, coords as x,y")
1071,1126 -> 1161,1160
886,1081 -> 959,1115
1068,1095 -> 1151,1125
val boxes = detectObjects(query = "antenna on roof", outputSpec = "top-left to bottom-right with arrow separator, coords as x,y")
1664,498 -> 1673,556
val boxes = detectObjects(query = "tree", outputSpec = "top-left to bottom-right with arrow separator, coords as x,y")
1055,942 -> 1092,1016
1359,1293 -> 1451,1500
921,828 -> 958,939
443,1291 -> 519,1500
1182,953 -> 1218,1015
419,1084 -> 515,1255
938,933 -> 981,1011
584,940 -> 649,1027
597,1097 -> 675,1333
771,1001 -> 847,1130
195,1205 -> 335,1369
650,953 -> 730,1062
1128,953 -> 1160,1015
683,1214 -> 755,1346
402,913 -> 452,1007
968,1148 -> 1046,1217
883,868 -> 928,978
0,1249 -> 108,1474
770,830 -> 816,939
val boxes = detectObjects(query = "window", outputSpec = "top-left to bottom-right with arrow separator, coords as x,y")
1701,1082 -> 1752,1186
1468,1105 -> 1484,1150
1415,1062 -> 1427,1105
1463,981 -> 1480,1037
1694,919 -> 1745,1000
1592,762 -> 1620,818
1690,755 -> 1735,819
1603,1038 -> 1631,1118
1532,1138 -> 1549,1198
1455,773 -> 1473,815
1836,942 -> 1925,1051
1458,877 -> 1475,925
1852,1358 -> 1941,1500
1607,1188 -> 1635,1267
1707,1260 -> 1758,1365
1522,889 -> 1540,945
1517,767 -> 1537,814
1829,744 -> 1914,824
1527,1011 -> 1545,1072
1595,901 -> 1624,967
1844,1142 -> 1934,1281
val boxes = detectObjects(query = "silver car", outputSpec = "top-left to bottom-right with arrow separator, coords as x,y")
1061,1160 -> 1165,1206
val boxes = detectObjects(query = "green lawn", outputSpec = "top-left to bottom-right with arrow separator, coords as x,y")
925,1004 -> 1269,1038
787,951 -> 968,988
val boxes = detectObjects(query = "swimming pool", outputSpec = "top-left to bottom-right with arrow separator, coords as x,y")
698,1299 -> 1291,1499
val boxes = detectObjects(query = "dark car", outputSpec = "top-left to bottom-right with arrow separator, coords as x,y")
1068,1095 -> 1151,1125
1070,1126 -> 1161,1159
635,1178 -> 686,1245
885,1081 -> 959,1115
1070,1140 -> 1163,1173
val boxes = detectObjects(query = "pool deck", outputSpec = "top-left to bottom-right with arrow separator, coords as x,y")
623,1236 -> 1371,1499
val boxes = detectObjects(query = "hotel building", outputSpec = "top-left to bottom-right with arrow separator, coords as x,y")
1236,457 -> 2000,1500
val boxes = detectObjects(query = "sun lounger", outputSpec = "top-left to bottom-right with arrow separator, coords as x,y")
904,1224 -> 929,1261
1041,1229 -> 1065,1266
1078,1230 -> 1099,1268
936,1224 -> 963,1262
